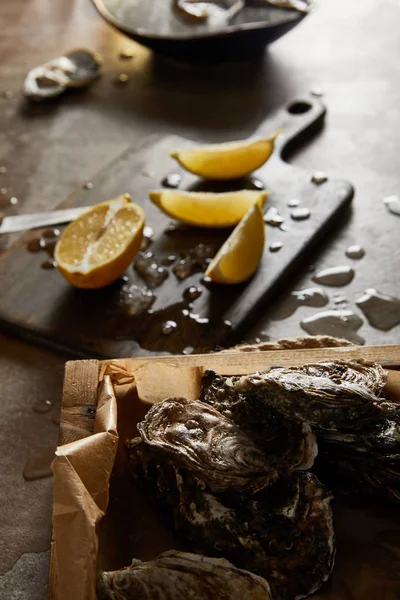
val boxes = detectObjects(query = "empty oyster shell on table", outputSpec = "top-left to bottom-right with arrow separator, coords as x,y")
135,397 -> 278,493
97,550 -> 273,600
201,360 -> 391,431
24,49 -> 102,100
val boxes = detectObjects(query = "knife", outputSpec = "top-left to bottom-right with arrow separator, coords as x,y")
0,206 -> 89,234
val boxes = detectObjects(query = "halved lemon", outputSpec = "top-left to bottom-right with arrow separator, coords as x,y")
169,131 -> 283,180
149,189 -> 268,228
55,194 -> 144,289
205,201 -> 265,284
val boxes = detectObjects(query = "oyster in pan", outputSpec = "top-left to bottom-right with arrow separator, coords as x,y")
137,397 -> 277,493
128,441 -> 335,600
315,418 -> 400,502
201,360 -> 391,431
97,550 -> 273,600
201,370 -> 317,472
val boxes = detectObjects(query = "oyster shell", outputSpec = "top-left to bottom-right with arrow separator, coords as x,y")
201,370 -> 318,472
201,360 -> 391,431
315,418 -> 400,502
97,550 -> 273,599
24,49 -> 102,100
129,442 -> 335,600
137,397 -> 277,493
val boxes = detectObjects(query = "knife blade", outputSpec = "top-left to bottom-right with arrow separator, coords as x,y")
0,206 -> 89,234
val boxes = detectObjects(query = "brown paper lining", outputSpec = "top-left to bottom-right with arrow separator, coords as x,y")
51,355 -> 400,600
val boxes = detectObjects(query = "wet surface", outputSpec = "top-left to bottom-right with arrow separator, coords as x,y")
172,243 -> 215,280
312,265 -> 355,286
134,251 -> 169,288
356,289 -> 400,331
300,310 -> 365,344
271,286 -> 329,320
26,228 -> 60,269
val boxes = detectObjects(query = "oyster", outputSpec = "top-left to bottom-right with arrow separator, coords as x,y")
24,49 -> 102,100
315,418 -> 400,502
136,397 -> 277,493
201,370 -> 318,472
201,360 -> 391,431
97,550 -> 273,599
129,442 -> 335,600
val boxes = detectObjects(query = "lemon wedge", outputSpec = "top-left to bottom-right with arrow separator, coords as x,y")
169,131 -> 282,180
205,201 -> 265,284
55,194 -> 144,289
149,189 -> 268,228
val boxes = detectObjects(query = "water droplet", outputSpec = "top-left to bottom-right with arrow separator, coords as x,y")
300,310 -> 365,345
264,207 -> 284,227
42,228 -> 60,238
201,276 -> 213,287
162,320 -> 178,335
310,87 -> 324,97
345,245 -> 365,259
272,286 -> 329,320
269,242 -> 283,252
183,286 -> 202,301
161,254 -> 177,266
83,181 -> 93,190
287,198 -> 300,208
254,337 -> 261,344
9,196 -> 18,205
115,73 -> 129,84
0,166 -> 7,174
189,313 -> 209,325
33,399 -> 53,414
3,90 -> 14,99
383,195 -> 400,216
313,265 -> 354,286
333,293 -> 347,305
249,178 -> 264,190
140,226 -> 154,251
161,173 -> 181,189
224,320 -> 232,328
356,289 -> 400,331
290,207 -> 311,221
1,187 -> 7,195
134,252 -> 169,288
183,346 -> 194,355
311,171 -> 328,185
119,48 -> 134,60
119,283 -> 155,315
41,259 -> 57,269
173,244 -> 214,280
23,446 -> 55,481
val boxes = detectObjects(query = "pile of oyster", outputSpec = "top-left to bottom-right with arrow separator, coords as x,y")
98,359 -> 399,600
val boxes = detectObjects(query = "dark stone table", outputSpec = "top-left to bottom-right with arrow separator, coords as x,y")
1,0 -> 399,597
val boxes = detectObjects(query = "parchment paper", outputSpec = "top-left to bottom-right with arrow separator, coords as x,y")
51,348 -> 400,600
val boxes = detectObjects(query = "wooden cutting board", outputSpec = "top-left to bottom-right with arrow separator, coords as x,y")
0,97 -> 354,358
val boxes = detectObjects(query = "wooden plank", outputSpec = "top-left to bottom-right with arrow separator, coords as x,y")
48,359 -> 100,600
0,98 -> 354,358
103,344 -> 400,376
